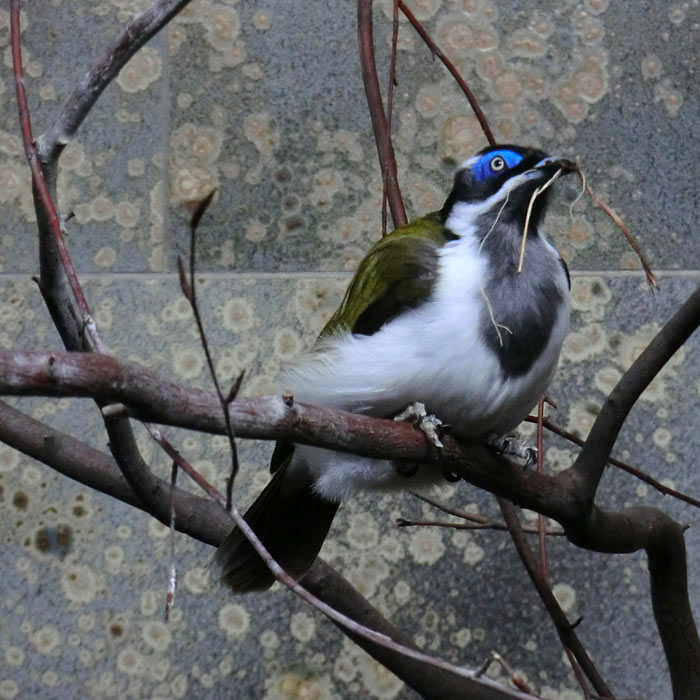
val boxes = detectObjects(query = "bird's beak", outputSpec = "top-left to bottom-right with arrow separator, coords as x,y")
535,156 -> 578,176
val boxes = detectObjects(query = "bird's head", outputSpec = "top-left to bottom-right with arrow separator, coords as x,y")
441,144 -> 574,240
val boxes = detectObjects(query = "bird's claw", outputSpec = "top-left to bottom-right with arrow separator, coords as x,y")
394,401 -> 444,449
488,434 -> 538,469
523,447 -> 538,469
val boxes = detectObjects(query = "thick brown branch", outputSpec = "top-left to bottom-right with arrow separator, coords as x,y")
647,517 -> 700,700
0,349 -> 575,516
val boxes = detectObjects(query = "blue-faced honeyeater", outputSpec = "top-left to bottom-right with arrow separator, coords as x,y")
214,144 -> 572,592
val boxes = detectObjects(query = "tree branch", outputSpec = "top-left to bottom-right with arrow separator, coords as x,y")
357,0 -> 407,229
2,347 -> 698,696
303,560 -> 536,700
397,0 -> 495,146
36,0 -> 196,168
497,498 -> 613,699
571,282 -> 700,506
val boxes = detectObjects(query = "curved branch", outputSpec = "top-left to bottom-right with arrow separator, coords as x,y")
0,398 -> 535,700
571,282 -> 700,503
36,0 -> 195,167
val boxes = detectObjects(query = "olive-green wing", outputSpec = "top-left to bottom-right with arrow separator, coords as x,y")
320,210 -> 449,338
216,212 -> 452,591
270,211 -> 448,474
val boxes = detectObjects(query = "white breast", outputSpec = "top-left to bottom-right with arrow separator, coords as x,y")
283,231 -> 569,500
286,233 -> 567,433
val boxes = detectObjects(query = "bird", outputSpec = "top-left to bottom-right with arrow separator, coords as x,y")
214,144 -> 573,592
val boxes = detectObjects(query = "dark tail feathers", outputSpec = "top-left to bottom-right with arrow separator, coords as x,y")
213,468 -> 338,593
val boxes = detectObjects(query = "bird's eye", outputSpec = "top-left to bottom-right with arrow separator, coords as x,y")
470,149 -> 524,182
490,156 -> 506,172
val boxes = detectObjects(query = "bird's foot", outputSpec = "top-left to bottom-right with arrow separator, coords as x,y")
487,433 -> 537,469
393,401 -> 445,449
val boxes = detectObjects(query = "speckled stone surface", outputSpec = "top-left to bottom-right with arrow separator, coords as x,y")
1,1 -> 700,699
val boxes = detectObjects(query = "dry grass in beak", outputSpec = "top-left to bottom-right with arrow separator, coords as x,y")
516,167 -> 563,274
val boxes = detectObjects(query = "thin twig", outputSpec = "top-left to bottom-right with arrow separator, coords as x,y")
584,180 -> 656,288
564,647 -> 593,700
398,0 -> 495,145
165,461 -> 178,622
381,0 -> 400,236
177,191 -> 240,507
524,415 -> 700,510
517,168 -> 562,273
490,653 -> 540,697
396,517 -> 565,536
10,0 -> 104,353
408,492 -> 564,535
536,397 -> 548,583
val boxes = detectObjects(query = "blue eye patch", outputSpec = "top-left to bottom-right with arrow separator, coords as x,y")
472,149 -> 524,182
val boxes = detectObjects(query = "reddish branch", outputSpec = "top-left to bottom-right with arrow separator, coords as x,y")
397,0 -> 496,146
535,397 -> 548,583
584,181 -> 656,287
357,0 -> 408,229
381,0 -> 401,235
10,0 -> 102,352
